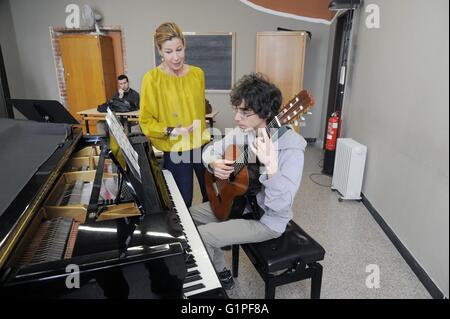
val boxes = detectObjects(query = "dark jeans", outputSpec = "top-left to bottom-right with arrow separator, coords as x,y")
163,147 -> 208,208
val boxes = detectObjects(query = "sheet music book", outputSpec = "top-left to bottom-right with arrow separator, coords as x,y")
105,108 -> 141,181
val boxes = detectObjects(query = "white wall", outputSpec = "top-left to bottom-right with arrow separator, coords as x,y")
0,0 -> 24,100
342,0 -> 449,297
3,0 -> 332,136
317,14 -> 338,147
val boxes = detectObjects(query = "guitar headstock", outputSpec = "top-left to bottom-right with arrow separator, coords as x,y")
277,90 -> 315,125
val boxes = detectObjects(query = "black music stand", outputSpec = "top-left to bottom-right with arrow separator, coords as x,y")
9,99 -> 79,124
100,110 -> 157,218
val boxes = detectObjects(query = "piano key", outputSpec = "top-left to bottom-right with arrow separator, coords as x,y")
184,275 -> 203,284
162,170 -> 222,297
186,262 -> 198,269
183,283 -> 205,294
187,269 -> 201,277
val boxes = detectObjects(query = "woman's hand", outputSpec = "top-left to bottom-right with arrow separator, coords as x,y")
210,159 -> 235,180
170,124 -> 194,136
170,120 -> 200,137
249,128 -> 278,176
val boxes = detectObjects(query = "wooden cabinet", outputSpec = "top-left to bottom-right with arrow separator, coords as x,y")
60,34 -> 116,133
256,31 -> 307,131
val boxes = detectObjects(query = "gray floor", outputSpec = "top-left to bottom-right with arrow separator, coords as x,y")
192,145 -> 431,299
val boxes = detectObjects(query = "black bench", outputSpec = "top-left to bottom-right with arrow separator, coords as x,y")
232,220 -> 326,299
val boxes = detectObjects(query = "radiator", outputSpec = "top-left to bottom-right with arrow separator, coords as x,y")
331,138 -> 367,201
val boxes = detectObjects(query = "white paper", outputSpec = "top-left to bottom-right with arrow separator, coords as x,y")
106,108 -> 141,179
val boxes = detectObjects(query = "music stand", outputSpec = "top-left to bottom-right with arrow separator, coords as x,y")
9,99 -> 79,124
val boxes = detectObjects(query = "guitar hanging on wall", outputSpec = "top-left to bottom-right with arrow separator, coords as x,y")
205,90 -> 315,221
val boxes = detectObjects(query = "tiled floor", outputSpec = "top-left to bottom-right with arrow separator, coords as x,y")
192,145 -> 431,299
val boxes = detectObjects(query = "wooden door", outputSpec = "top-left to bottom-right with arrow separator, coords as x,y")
256,32 -> 307,131
60,35 -> 116,133
106,30 -> 125,77
99,36 -> 117,103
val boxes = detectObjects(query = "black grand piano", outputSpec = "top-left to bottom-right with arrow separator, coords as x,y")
0,118 -> 226,298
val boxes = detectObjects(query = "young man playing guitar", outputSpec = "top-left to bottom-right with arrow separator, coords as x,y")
189,73 -> 307,290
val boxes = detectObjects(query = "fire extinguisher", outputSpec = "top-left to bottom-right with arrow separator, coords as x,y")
325,112 -> 340,151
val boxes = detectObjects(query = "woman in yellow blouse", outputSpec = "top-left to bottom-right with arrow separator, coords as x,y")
139,22 -> 210,207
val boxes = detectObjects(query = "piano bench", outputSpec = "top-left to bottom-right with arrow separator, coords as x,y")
231,220 -> 326,299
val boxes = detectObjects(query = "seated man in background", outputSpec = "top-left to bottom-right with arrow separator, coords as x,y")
97,74 -> 140,134
114,74 -> 140,109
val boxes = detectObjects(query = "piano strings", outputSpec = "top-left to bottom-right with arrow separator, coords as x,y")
19,217 -> 79,266
56,177 -> 119,206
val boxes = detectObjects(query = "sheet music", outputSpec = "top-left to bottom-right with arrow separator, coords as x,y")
105,108 -> 141,179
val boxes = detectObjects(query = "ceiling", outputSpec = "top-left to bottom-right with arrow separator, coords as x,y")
240,0 -> 337,24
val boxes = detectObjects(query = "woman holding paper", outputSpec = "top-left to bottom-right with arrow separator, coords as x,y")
139,22 -> 210,207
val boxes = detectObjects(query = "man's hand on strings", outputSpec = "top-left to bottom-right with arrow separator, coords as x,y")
249,128 -> 278,176
210,159 -> 235,180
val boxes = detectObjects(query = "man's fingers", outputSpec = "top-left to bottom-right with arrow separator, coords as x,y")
249,142 -> 256,153
218,164 -> 234,172
223,159 -> 235,165
261,128 -> 269,140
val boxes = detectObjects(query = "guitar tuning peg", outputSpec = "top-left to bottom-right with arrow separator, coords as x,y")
301,116 -> 306,121
307,112 -> 312,115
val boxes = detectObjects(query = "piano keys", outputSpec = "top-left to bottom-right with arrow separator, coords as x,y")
163,170 -> 223,297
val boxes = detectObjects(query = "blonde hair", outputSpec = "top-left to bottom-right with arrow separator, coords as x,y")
154,22 -> 185,50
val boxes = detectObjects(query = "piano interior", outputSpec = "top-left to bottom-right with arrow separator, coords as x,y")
11,145 -> 141,268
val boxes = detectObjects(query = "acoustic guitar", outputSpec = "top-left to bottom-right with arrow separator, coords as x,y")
205,90 -> 315,221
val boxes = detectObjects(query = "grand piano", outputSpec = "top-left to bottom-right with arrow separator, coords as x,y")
0,118 -> 226,298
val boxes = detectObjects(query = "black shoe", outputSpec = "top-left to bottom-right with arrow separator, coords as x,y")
218,268 -> 235,290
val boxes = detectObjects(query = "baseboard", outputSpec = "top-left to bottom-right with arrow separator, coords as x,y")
361,193 -> 445,299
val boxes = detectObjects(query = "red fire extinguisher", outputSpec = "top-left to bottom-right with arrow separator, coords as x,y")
325,112 -> 340,151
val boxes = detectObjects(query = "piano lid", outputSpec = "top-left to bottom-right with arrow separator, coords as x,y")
0,118 -> 72,223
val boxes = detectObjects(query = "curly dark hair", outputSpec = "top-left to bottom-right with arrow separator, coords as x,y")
230,73 -> 282,121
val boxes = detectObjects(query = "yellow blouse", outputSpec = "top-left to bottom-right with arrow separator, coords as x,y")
139,65 -> 210,152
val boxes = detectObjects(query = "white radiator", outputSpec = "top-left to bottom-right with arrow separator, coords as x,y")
331,138 -> 367,201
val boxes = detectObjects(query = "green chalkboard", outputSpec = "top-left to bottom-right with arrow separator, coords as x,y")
155,33 -> 235,91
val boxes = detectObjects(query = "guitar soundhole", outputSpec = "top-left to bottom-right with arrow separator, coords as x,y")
229,173 -> 235,182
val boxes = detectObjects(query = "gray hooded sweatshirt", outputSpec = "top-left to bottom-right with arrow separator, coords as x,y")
202,126 -> 306,233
